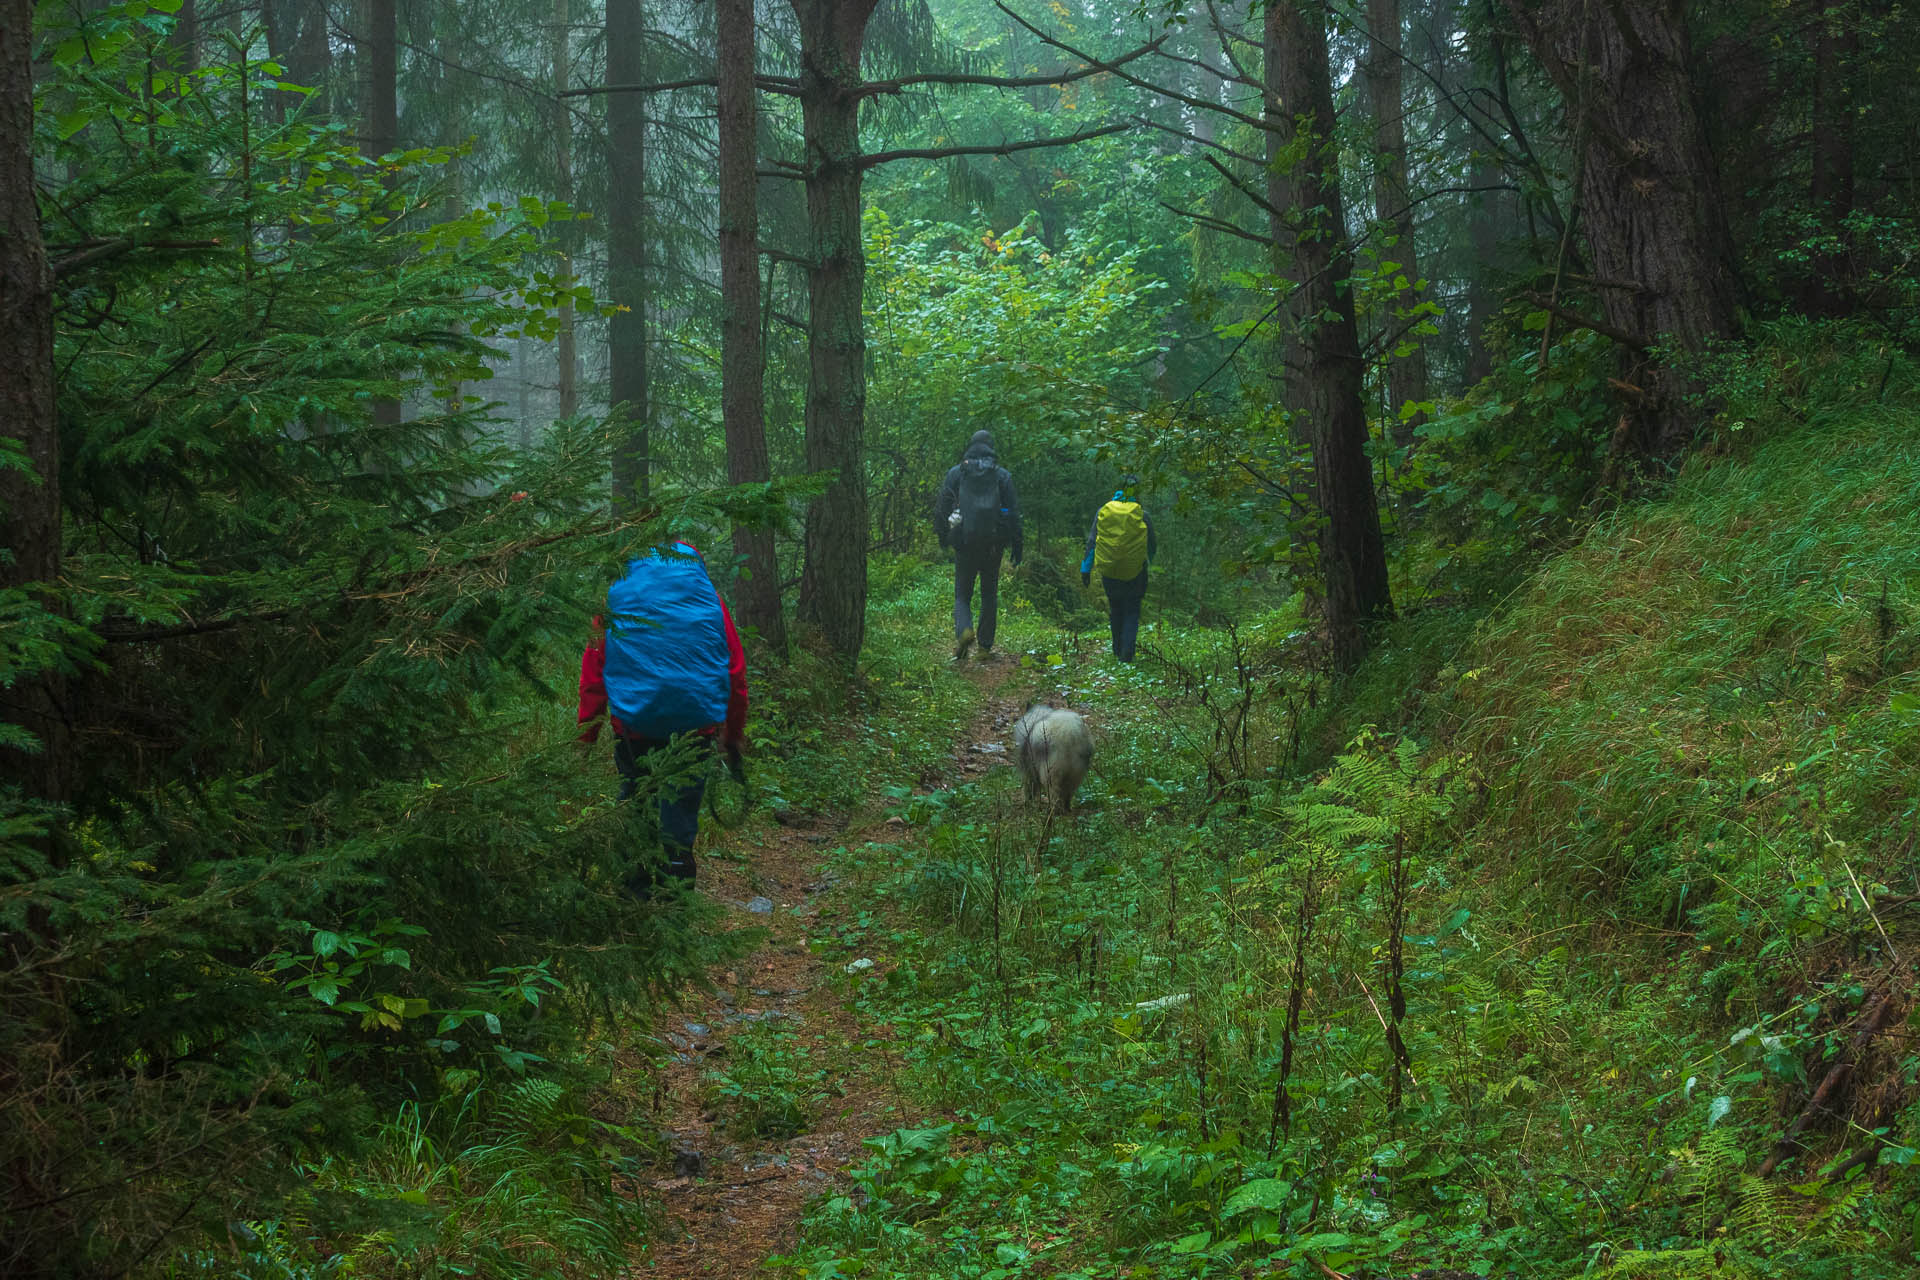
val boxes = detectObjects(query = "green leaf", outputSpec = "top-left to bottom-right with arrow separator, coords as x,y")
312,929 -> 342,958
1222,1177 -> 1293,1216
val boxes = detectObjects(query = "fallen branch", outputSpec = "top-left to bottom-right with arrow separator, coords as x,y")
1754,987 -> 1902,1179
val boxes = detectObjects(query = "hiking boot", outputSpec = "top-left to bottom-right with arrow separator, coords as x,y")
977,642 -> 994,659
954,626 -> 975,659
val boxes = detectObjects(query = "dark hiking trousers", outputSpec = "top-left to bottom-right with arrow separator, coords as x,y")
1103,568 -> 1148,662
953,541 -> 1006,650
614,735 -> 709,898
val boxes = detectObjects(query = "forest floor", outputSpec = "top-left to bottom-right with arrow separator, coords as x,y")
635,657 -> 1025,1277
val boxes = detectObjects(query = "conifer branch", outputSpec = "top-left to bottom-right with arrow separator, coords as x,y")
857,123 -> 1130,170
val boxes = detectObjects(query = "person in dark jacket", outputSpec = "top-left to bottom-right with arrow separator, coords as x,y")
1082,477 -> 1156,662
577,540 -> 750,896
934,429 -> 1023,658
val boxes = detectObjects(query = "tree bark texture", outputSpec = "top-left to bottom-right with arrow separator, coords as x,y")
0,0 -> 69,800
790,0 -> 879,662
718,0 -> 787,654
552,0 -> 578,419
1502,0 -> 1740,455
1364,0 -> 1429,446
1268,0 -> 1394,671
608,0 -> 650,511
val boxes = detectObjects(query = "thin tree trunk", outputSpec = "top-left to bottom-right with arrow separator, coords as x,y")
719,0 -> 787,654
1269,0 -> 1393,670
790,0 -> 879,662
608,0 -> 650,511
552,0 -> 577,419
0,0 -> 68,801
1364,0 -> 1429,446
1501,0 -> 1740,456
361,0 -> 400,430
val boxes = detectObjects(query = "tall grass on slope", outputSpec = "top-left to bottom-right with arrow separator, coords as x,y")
1454,400 -> 1920,996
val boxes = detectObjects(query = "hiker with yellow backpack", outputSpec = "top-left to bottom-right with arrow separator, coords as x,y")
1081,476 -> 1156,662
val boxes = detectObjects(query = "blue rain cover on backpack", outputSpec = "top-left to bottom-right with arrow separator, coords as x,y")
604,542 -> 730,739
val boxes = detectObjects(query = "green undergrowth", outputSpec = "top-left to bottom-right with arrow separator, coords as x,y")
166,592 -> 993,1278
779,393 -> 1918,1276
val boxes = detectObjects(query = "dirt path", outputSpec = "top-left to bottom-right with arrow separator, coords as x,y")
634,665 -> 1027,1277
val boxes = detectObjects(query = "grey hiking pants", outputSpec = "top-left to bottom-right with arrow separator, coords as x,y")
953,541 -> 1005,649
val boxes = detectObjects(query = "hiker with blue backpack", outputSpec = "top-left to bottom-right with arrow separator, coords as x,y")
1082,477 -> 1156,663
934,429 -> 1023,659
577,539 -> 749,896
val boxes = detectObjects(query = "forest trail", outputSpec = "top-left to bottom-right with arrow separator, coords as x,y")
635,658 -> 1028,1277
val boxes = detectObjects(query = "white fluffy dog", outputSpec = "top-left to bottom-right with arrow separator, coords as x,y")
1012,703 -> 1093,814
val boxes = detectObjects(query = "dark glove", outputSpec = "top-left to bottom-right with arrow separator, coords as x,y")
724,743 -> 746,785
1010,550 -> 1023,568
1081,571 -> 1091,588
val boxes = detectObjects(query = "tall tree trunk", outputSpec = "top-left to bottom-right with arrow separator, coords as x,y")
361,0 -> 400,430
1463,0 -> 1513,383
288,0 -> 332,115
0,0 -> 68,801
360,1 -> 396,162
1364,0 -> 1429,446
1464,148 -> 1503,382
607,0 -> 650,511
1262,2 -> 1306,414
1804,1 -> 1856,316
1502,0 -> 1740,456
169,0 -> 199,76
790,0 -> 878,662
551,0 -> 578,419
1262,0 -> 1316,566
1269,0 -> 1394,671
719,0 -> 787,654
1190,7 -> 1226,148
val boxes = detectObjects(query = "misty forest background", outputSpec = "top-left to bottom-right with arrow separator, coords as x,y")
3,0 -> 1919,1277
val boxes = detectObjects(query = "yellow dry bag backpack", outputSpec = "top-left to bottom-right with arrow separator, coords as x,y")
1093,500 -> 1148,579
